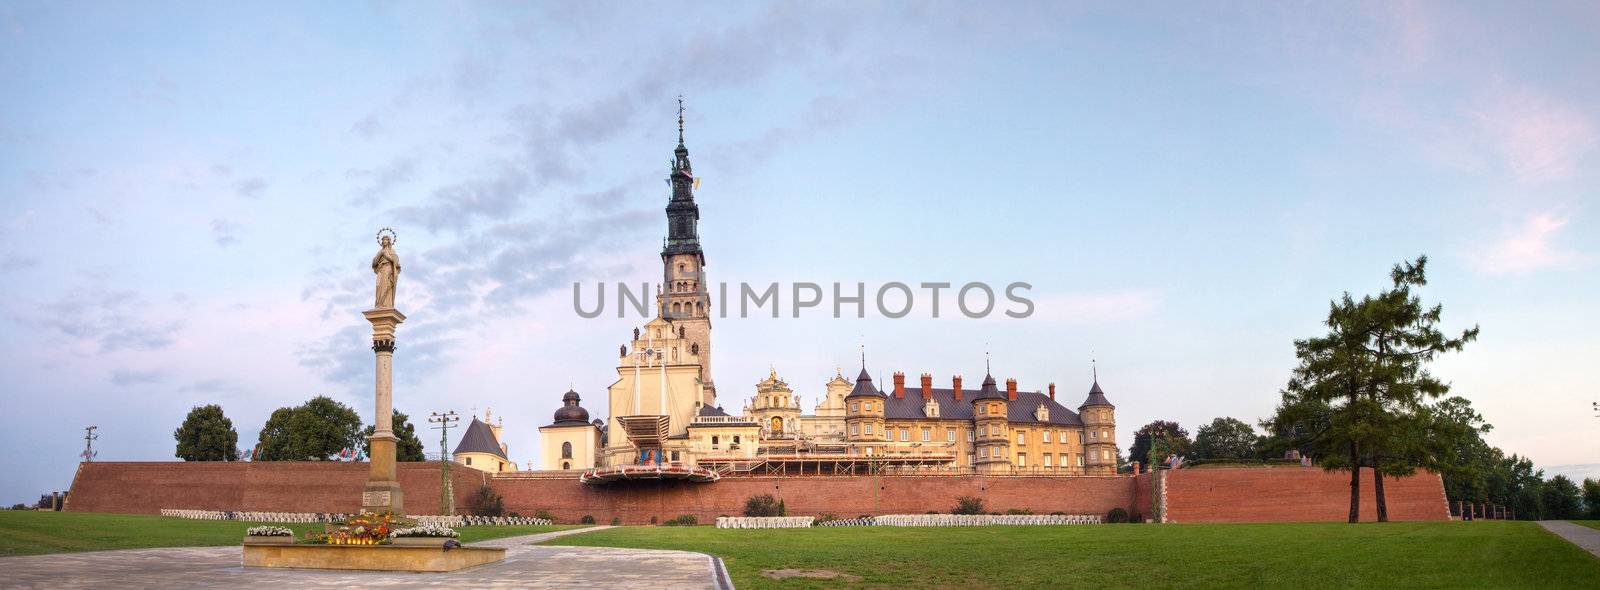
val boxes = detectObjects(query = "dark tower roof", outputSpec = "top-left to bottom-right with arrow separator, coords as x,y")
551,390 -> 591,426
971,372 -> 1006,402
451,418 -> 507,459
845,366 -> 884,399
662,97 -> 703,264
1079,379 -> 1114,409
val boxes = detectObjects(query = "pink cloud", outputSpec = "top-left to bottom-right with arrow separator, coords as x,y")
1475,212 -> 1584,275
1469,88 -> 1597,184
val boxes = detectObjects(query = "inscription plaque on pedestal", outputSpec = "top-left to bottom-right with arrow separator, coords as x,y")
362,490 -> 391,507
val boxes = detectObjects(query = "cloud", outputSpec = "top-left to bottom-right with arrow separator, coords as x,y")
346,156 -> 417,206
1468,88 -> 1597,184
351,112 -> 384,138
211,218 -> 239,248
0,252 -> 37,273
110,368 -> 167,387
234,177 -> 268,199
1474,212 -> 1585,275
34,291 -> 184,353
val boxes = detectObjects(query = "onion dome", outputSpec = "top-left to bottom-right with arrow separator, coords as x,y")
552,389 -> 591,425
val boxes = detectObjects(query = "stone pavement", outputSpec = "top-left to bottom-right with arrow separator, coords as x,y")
0,526 -> 733,589
1539,520 -> 1600,559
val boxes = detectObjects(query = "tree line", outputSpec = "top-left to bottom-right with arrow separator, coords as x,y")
1130,256 -> 1598,522
173,396 -> 425,463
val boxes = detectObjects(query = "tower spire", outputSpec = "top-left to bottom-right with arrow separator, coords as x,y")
677,95 -> 685,147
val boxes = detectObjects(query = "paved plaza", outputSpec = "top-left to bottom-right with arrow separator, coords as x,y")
0,527 -> 732,589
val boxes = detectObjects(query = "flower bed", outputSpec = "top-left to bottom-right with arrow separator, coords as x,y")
246,526 -> 294,537
391,525 -> 460,539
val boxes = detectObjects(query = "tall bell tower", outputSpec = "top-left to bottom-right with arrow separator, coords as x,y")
661,98 -> 715,403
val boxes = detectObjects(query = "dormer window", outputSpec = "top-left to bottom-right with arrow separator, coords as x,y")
1035,403 -> 1050,422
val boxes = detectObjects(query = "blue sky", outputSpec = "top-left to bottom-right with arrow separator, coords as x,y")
2,2 -> 1597,502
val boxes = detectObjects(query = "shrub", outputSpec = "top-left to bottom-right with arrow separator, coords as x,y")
1130,512 -> 1144,523
778,499 -> 787,516
744,494 -> 782,517
580,515 -> 596,524
467,484 -> 504,517
816,512 -> 838,523
1050,511 -> 1066,516
952,496 -> 985,515
8,503 -> 25,511
1005,508 -> 1034,515
926,510 -> 938,515
650,516 -> 658,525
663,514 -> 697,526
507,511 -> 521,518
610,516 -> 622,526
1106,507 -> 1129,523
534,509 -> 555,522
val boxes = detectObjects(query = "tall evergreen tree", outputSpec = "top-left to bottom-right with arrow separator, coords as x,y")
362,410 -> 426,462
1268,256 -> 1477,522
173,404 -> 240,461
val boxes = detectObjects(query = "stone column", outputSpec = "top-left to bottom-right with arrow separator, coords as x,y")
362,307 -> 407,514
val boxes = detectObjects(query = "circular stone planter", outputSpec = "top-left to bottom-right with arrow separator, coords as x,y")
243,535 -> 295,546
389,536 -> 455,547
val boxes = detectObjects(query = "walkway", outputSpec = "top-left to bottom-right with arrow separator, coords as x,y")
1539,521 -> 1600,559
0,526 -> 733,589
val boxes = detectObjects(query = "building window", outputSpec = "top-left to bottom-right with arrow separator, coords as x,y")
865,447 -> 873,457
1042,431 -> 1051,443
465,457 -> 472,466
1102,449 -> 1110,461
900,428 -> 910,442
1044,454 -> 1053,467
979,448 -> 988,458
562,462 -> 570,470
499,462 -> 505,471
671,451 -> 680,461
865,423 -> 873,435
989,424 -> 998,436
967,429 -> 974,442
922,428 -> 931,442
851,402 -> 859,412
1016,431 -> 1026,445
561,442 -> 573,459
1090,430 -> 1097,440
1102,429 -> 1109,439
968,453 -> 975,465
1060,431 -> 1068,444
1078,454 -> 1085,467
1018,453 -> 1027,467
711,435 -> 719,447
850,424 -> 859,436
946,428 -> 956,442
1078,432 -> 1084,444
978,405 -> 986,415
733,436 -> 741,445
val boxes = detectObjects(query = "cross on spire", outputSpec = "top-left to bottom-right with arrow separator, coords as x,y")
677,95 -> 685,146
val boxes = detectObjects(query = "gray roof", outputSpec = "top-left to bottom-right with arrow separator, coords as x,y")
1079,380 -> 1114,409
969,373 -> 1005,401
845,367 -> 885,399
697,404 -> 731,417
883,386 -> 1084,426
451,418 -> 507,459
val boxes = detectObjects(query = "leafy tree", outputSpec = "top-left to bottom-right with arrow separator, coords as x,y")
1190,417 -> 1257,461
362,410 -> 426,462
1584,478 -> 1600,520
1541,475 -> 1582,520
1128,421 -> 1190,468
173,404 -> 240,461
466,484 -> 504,516
255,396 -> 364,461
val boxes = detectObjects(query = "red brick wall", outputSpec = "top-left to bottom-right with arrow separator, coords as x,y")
493,475 -> 1139,524
64,461 -> 487,515
1162,466 -> 1449,523
65,463 -> 1448,523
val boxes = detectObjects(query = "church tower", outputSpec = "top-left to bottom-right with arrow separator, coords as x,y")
661,98 -> 715,404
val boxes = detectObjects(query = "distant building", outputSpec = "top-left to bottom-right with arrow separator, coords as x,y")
537,110 -> 1118,476
452,409 -> 514,472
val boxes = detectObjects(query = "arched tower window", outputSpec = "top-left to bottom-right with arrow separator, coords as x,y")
679,326 -> 685,338
561,441 -> 573,459
691,343 -> 699,355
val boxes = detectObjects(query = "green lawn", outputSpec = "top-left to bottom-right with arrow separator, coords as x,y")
1574,520 -> 1600,532
544,521 -> 1600,589
0,511 -> 579,557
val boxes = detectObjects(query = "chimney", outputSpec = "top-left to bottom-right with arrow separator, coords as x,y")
893,371 -> 905,398
1048,382 -> 1056,400
920,373 -> 933,400
952,375 -> 964,401
1006,378 -> 1017,401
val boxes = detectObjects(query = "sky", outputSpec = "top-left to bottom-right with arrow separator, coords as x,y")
2,1 -> 1597,502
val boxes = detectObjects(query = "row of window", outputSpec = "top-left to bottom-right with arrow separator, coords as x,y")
846,423 -> 1110,446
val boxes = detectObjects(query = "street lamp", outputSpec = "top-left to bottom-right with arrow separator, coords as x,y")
428,411 -> 460,516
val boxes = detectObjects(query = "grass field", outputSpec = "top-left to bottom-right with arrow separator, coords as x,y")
0,511 -> 577,557
544,521 -> 1600,589
1574,520 -> 1600,531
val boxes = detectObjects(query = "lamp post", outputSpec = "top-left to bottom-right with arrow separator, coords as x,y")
428,411 -> 460,516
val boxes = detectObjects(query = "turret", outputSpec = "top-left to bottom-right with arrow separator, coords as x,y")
1079,378 -> 1117,475
971,371 -> 1010,472
844,365 -> 886,451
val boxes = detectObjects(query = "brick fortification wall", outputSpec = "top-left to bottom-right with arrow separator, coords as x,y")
64,461 -> 487,515
1162,466 -> 1449,523
66,463 -> 1448,523
493,475 -> 1139,524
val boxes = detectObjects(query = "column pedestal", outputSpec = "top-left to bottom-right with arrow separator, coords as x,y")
363,308 -> 406,515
